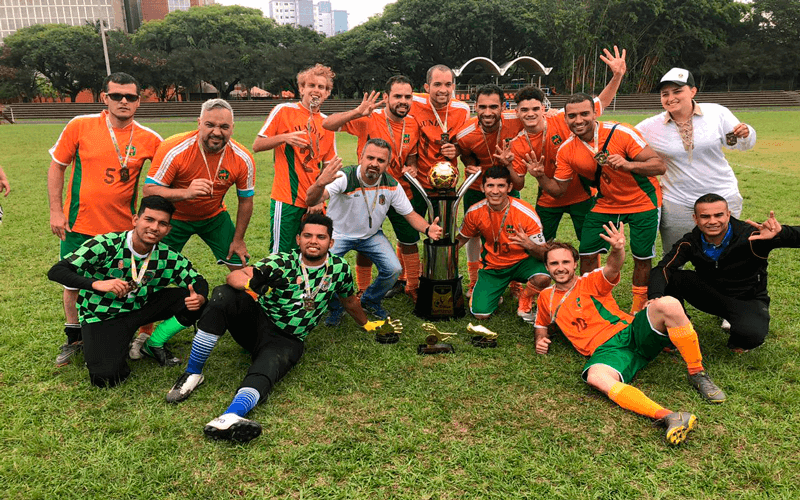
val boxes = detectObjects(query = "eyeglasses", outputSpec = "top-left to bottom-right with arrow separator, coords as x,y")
106,93 -> 140,102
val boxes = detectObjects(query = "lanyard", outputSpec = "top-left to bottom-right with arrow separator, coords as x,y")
384,114 -> 406,172
198,139 -> 226,196
430,98 -> 449,136
304,113 -> 321,172
299,257 -> 330,310
549,281 -> 577,323
128,246 -> 153,296
358,171 -> 381,228
487,201 -> 510,253
524,118 -> 548,163
105,114 -> 134,181
480,120 -> 503,166
578,121 -> 600,157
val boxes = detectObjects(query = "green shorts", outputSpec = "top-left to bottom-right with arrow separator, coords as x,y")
578,208 -> 660,259
386,207 -> 420,245
536,198 -> 594,242
270,200 -> 307,254
463,188 -> 521,213
470,257 -> 549,316
163,211 -> 245,265
582,308 -> 670,383
60,231 -> 93,259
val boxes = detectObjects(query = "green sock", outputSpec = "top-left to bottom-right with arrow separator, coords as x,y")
147,317 -> 187,348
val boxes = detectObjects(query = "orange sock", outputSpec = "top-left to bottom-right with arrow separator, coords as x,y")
403,251 -> 421,292
356,263 -> 372,293
517,284 -> 541,313
668,323 -> 704,375
467,261 -> 481,292
396,244 -> 406,282
509,281 -> 522,298
139,323 -> 155,335
608,382 -> 671,420
631,285 -> 648,314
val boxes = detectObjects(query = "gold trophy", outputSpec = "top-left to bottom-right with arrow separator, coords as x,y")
467,323 -> 498,348
418,323 -> 457,354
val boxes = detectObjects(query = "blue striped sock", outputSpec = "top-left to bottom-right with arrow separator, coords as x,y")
186,330 -> 220,375
225,387 -> 260,417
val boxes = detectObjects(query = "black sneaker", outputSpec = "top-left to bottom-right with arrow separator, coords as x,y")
55,341 -> 83,367
384,280 -> 406,299
204,413 -> 262,443
688,371 -> 727,403
140,342 -> 180,367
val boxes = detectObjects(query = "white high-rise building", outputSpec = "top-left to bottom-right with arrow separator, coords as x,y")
0,0 -> 126,43
268,0 -> 346,36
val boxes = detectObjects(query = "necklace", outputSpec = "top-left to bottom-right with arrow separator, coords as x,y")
358,169 -> 381,228
577,122 -> 607,165
523,118 -> 548,164
299,256 -> 330,311
384,113 -> 406,172
105,113 -> 135,182
549,280 -> 577,323
487,200 -> 510,253
198,139 -> 226,196
480,120 -> 503,166
430,98 -> 450,142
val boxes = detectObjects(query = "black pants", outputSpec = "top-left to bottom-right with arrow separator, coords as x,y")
82,288 -> 202,388
663,270 -> 770,350
197,285 -> 305,401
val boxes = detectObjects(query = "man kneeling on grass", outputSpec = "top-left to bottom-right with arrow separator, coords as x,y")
534,222 -> 725,445
164,213 -> 401,443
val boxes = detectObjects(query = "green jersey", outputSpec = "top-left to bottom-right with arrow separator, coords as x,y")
64,231 -> 203,323
256,250 -> 355,341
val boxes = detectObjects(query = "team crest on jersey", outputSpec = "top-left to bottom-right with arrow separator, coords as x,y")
403,134 -> 410,144
379,194 -> 386,205
576,297 -> 582,308
551,135 -> 562,146
505,224 -> 515,235
125,145 -> 137,156
217,169 -> 230,181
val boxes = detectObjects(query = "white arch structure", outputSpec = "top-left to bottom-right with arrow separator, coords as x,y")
453,56 -> 552,78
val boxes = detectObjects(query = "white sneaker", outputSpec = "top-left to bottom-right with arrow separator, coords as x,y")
166,372 -> 204,403
129,333 -> 150,360
203,413 -> 262,443
721,319 -> 731,331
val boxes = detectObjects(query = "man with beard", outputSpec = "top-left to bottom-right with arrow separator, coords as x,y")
141,99 -> 255,361
552,93 -> 665,314
254,63 -> 338,254
48,72 -> 163,367
306,139 -> 443,323
534,224 -> 725,445
164,213 -> 400,443
322,75 -> 423,302
47,195 -> 208,387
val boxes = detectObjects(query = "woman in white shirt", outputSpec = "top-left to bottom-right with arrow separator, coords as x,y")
636,68 -> 756,252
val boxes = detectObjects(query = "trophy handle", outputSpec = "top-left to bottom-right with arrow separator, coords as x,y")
450,171 -> 481,239
403,172 -> 435,222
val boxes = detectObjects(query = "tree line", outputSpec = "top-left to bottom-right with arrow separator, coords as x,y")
1,0 -> 797,103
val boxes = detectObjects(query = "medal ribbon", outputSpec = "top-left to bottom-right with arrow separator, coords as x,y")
549,281 -> 577,323
304,112 -> 320,171
480,120 -> 503,167
429,97 -> 449,136
299,257 -> 330,305
198,139 -> 227,197
384,113 -> 406,172
524,118 -> 548,164
487,201 -> 510,253
577,121 -> 600,157
129,247 -> 153,292
105,114 -> 134,179
358,169 -> 381,229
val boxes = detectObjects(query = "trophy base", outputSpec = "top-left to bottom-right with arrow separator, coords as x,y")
471,336 -> 498,348
375,332 -> 400,344
413,276 -> 466,321
417,343 -> 455,355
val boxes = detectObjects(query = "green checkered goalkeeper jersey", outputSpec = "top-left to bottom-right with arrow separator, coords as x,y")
64,231 -> 204,324
256,250 -> 356,341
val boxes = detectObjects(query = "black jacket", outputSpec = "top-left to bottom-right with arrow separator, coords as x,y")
649,217 -> 800,301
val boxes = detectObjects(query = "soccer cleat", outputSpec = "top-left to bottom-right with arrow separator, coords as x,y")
166,372 -> 205,403
325,307 -> 345,327
140,343 -> 180,367
203,413 -> 262,443
55,341 -> 83,367
129,333 -> 150,360
517,292 -> 535,323
517,307 -> 537,324
659,412 -> 697,445
688,371 -> 727,403
361,298 -> 389,320
384,280 -> 406,299
721,319 -> 731,331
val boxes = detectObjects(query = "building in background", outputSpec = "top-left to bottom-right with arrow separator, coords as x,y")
269,0 -> 347,36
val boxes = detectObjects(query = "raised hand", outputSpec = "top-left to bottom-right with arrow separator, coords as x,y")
184,283 -> 206,310
600,45 -> 627,77
599,221 -> 625,251
316,156 -> 344,187
355,91 -> 385,117
746,211 -> 782,241
524,152 -> 545,178
493,143 -> 514,167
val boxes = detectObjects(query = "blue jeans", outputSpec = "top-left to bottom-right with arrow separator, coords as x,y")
330,231 -> 402,309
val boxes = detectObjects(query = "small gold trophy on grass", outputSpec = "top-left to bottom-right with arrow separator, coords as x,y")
467,323 -> 498,348
418,323 -> 457,354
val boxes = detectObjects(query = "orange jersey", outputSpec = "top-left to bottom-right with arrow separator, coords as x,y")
258,102 -> 337,208
459,197 -> 546,270
555,121 -> 661,214
454,113 -> 523,192
510,100 -> 603,207
410,94 -> 470,190
340,109 -> 419,197
146,131 -> 256,222
49,110 -> 163,235
535,268 -> 633,356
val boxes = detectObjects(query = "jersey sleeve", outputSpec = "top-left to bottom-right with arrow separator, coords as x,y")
333,260 -> 357,298
554,145 -> 575,181
325,173 -> 348,198
621,126 -> 647,160
64,235 -> 113,272
145,142 -> 176,186
342,117 -> 368,136
390,186 -> 414,216
258,106 -> 284,138
234,149 -> 257,198
458,210 -> 480,239
534,291 -> 552,329
49,119 -> 80,166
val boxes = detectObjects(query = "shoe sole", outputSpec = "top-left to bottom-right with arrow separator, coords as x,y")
666,415 -> 697,445
166,377 -> 204,404
204,420 -> 262,443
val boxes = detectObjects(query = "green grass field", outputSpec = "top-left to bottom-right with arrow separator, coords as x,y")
1,109 -> 799,499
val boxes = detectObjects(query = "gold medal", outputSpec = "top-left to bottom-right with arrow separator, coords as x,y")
303,296 -> 315,311
594,151 -> 609,166
725,132 -> 737,146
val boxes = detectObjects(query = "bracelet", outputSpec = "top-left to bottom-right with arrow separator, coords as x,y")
424,225 -> 430,237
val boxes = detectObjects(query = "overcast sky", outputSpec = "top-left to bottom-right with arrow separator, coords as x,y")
215,0 -> 397,29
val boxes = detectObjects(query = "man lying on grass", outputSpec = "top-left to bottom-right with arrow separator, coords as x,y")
533,223 -> 725,445
164,213 -> 401,443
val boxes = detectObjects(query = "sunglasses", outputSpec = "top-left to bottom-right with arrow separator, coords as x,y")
107,93 -> 140,102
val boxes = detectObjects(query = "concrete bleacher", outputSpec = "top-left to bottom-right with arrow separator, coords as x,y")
4,91 -> 799,122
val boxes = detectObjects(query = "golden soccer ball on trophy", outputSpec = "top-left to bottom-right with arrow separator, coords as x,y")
429,161 -> 458,189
